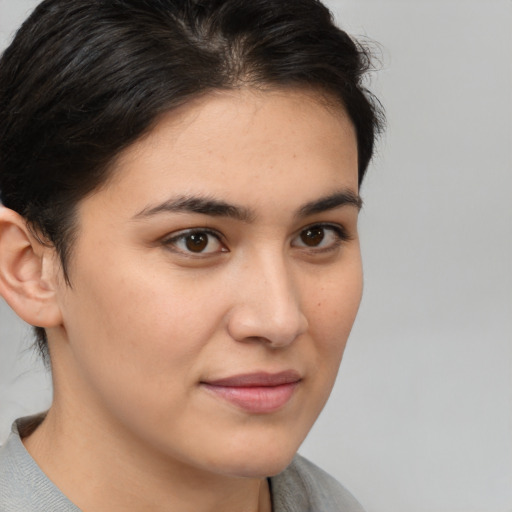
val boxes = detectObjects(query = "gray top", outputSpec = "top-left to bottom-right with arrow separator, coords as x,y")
0,418 -> 365,512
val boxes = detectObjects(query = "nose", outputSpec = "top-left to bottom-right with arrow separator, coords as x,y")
226,252 -> 309,348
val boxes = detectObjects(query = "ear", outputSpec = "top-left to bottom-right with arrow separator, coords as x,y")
0,206 -> 63,328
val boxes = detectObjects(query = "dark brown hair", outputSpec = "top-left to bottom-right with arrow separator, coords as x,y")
0,0 -> 384,363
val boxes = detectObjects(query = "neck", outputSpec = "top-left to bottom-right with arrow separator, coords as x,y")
23,404 -> 272,512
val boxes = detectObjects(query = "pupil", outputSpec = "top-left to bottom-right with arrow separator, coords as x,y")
186,233 -> 208,252
301,227 -> 324,247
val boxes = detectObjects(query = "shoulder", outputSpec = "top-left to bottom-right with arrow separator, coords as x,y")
0,419 -> 79,512
270,454 -> 365,512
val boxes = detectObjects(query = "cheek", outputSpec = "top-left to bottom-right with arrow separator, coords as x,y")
304,258 -> 363,375
285,261 -> 363,440
309,257 -> 363,335
60,253 -> 228,404
82,283 -> 217,360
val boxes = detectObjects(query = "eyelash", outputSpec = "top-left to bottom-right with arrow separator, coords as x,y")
161,223 -> 351,257
161,228 -> 227,257
292,223 -> 351,253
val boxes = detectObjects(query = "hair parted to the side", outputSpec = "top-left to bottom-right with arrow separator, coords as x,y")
0,0 -> 384,364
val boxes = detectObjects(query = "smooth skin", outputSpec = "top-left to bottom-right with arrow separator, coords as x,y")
0,88 -> 362,512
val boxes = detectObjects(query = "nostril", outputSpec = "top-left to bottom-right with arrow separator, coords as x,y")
226,261 -> 307,347
227,303 -> 308,348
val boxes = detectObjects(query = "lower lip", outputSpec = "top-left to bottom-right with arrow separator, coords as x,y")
202,382 -> 299,414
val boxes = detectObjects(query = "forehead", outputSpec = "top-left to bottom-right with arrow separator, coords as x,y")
84,88 -> 358,219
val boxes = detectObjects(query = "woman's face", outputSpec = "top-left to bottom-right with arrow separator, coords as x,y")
50,88 -> 362,478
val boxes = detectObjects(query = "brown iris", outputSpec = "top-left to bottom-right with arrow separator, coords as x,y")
300,227 -> 325,247
185,233 -> 209,252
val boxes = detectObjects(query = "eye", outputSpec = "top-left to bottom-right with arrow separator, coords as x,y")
162,229 -> 227,255
292,224 -> 349,251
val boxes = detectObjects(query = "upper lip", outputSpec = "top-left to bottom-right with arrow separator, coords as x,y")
203,370 -> 302,387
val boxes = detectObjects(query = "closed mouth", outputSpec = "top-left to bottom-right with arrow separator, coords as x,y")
201,370 -> 302,413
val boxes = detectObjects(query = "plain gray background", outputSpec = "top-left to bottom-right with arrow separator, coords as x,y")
1,1 -> 511,511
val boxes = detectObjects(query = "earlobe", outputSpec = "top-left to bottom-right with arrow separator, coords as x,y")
0,206 -> 63,328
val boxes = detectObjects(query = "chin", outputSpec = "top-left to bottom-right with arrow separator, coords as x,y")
210,437 -> 301,479
192,409 -> 320,479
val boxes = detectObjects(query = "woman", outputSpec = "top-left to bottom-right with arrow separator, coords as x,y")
0,0 -> 383,510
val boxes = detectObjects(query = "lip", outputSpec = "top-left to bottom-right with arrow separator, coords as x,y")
201,370 -> 302,414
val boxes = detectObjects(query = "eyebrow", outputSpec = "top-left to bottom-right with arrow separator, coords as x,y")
132,189 -> 361,222
297,190 -> 363,217
132,195 -> 254,222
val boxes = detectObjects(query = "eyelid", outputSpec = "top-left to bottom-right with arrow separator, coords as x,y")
291,222 -> 351,250
159,222 -> 350,257
161,228 -> 228,256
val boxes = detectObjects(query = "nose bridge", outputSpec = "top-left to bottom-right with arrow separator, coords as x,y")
228,246 -> 308,347
257,248 -> 296,314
